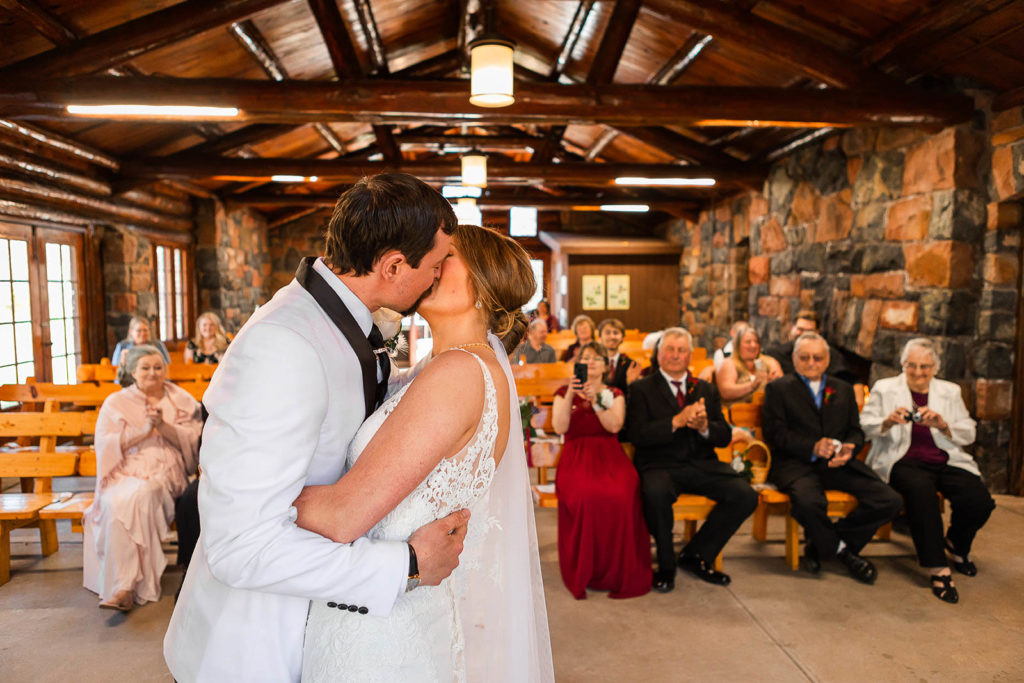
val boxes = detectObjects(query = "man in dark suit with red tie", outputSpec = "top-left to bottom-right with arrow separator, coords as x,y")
762,332 -> 901,584
598,318 -> 641,391
626,327 -> 758,592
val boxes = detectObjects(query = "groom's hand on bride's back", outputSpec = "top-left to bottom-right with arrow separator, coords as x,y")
409,509 -> 471,586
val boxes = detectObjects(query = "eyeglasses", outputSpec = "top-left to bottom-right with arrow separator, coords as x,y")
796,354 -> 827,363
903,362 -> 935,371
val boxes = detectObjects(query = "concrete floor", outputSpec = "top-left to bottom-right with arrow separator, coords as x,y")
2,476 -> 1023,682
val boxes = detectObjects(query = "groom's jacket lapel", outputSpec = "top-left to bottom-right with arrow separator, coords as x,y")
295,256 -> 377,420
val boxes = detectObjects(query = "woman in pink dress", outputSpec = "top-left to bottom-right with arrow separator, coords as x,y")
84,344 -> 203,611
551,341 -> 651,599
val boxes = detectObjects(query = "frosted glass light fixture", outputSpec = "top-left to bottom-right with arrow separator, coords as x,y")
461,151 -> 488,188
455,197 -> 482,226
469,36 -> 516,108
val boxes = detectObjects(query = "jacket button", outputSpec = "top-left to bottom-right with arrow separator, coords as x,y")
337,603 -> 348,610
327,602 -> 337,608
358,607 -> 368,615
347,605 -> 358,612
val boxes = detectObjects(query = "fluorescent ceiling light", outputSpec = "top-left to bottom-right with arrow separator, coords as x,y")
66,104 -> 240,118
442,185 -> 483,199
270,175 -> 319,182
614,177 -> 716,187
600,204 -> 650,213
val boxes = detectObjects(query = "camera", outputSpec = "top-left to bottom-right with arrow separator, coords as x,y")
908,408 -> 923,423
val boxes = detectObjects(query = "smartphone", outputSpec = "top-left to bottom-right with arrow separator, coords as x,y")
573,362 -> 588,385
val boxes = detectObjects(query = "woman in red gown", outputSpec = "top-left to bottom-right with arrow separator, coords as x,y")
552,341 -> 652,599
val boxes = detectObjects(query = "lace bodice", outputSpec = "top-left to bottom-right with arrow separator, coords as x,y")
303,349 -> 501,683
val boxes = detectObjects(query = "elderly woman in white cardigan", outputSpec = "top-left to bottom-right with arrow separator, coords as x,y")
861,338 -> 995,604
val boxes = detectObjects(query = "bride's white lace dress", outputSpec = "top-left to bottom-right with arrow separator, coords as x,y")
302,342 -> 552,682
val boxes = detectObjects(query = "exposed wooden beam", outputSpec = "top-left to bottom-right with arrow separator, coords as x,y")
119,157 -> 764,187
1,77 -> 973,128
0,118 -> 119,170
167,123 -> 295,157
456,0 -> 483,70
0,0 -> 290,79
352,0 -> 388,74
229,20 -> 346,155
398,133 -> 543,149
551,1 -> 595,80
268,207 -> 322,229
644,0 -> 892,89
762,128 -> 836,162
583,128 -> 618,162
586,0 -> 642,85
0,143 -> 110,196
0,0 -> 78,46
307,0 -> 363,78
613,126 -> 746,167
0,174 -> 191,231
650,34 -> 713,86
860,0 -> 993,66
994,86 -> 1024,113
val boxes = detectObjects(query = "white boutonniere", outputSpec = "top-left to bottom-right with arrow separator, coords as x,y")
593,388 -> 614,412
372,307 -> 406,358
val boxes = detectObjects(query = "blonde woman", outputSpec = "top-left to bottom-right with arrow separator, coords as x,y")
184,312 -> 230,364
560,314 -> 596,363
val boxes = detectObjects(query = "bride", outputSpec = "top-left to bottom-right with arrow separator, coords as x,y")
292,223 -> 554,682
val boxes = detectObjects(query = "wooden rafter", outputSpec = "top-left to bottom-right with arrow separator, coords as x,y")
586,0 -> 642,85
860,0 -> 994,66
644,0 -> 893,89
0,0 -> 290,79
352,0 -> 388,74
228,20 -> 346,155
1,77 -> 972,128
118,156 -> 764,187
0,0 -> 78,46
551,0 -> 595,80
612,126 -> 747,167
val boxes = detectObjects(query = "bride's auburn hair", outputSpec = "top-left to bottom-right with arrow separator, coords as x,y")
454,224 -> 535,354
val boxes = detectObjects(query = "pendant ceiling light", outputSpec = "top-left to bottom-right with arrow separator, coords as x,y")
469,35 -> 516,108
455,197 -> 483,226
461,150 -> 488,188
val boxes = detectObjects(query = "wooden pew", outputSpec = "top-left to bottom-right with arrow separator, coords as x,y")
78,360 -> 217,383
0,379 -> 120,408
0,490 -> 74,585
0,408 -> 99,493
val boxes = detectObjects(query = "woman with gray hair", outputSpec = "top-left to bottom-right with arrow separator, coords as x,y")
83,344 -> 203,611
861,338 -> 995,604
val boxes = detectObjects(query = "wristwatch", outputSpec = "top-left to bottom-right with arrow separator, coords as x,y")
406,543 -> 421,592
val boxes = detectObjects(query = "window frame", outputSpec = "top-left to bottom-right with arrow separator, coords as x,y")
151,239 -> 194,344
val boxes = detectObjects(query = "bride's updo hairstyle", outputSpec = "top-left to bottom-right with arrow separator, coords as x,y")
454,224 -> 535,353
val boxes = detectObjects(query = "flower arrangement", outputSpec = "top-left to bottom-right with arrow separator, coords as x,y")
519,398 -> 538,439
823,385 -> 836,406
730,440 -> 771,485
372,307 -> 406,357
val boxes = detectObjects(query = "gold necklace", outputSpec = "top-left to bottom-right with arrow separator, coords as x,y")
446,341 -> 494,353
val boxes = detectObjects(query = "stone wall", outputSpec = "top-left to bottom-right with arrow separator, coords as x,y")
267,209 -> 330,295
666,106 -> 1023,491
100,227 -> 158,354
195,200 -> 271,334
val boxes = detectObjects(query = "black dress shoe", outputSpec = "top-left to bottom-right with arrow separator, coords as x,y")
678,554 -> 731,586
651,570 -> 675,593
945,538 -> 978,576
801,542 -> 822,574
837,548 -> 877,585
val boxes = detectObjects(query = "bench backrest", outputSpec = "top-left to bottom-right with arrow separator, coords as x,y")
79,361 -> 217,383
0,409 -> 99,438
0,451 -> 80,477
0,381 -> 120,406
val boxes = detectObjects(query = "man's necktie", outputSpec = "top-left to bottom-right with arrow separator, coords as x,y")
670,380 -> 686,408
368,324 -> 391,407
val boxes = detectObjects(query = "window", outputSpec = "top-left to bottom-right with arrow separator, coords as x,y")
510,207 -> 538,237
153,242 -> 190,341
0,235 -> 34,385
524,259 -> 544,312
0,222 -> 87,385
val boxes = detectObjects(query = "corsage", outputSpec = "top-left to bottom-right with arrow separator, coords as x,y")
592,388 -> 614,413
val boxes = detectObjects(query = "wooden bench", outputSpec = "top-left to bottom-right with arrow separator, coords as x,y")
0,407 -> 99,493
1,491 -> 75,585
78,359 -> 217,383
0,379 -> 121,408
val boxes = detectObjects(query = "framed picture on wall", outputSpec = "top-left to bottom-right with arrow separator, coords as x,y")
581,274 -> 605,310
607,274 -> 630,310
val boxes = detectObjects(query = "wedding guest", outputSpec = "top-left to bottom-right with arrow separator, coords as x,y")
626,327 -> 757,592
861,338 -> 995,604
560,314 -> 596,363
765,310 -> 856,385
762,333 -> 901,584
512,319 -> 556,363
712,321 -> 747,372
531,299 -> 560,332
716,325 -> 783,408
552,341 -> 651,599
598,318 -> 641,391
112,316 -> 170,366
184,311 -> 230,364
84,345 -> 203,611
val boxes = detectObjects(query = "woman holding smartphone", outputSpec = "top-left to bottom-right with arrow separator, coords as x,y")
550,341 -> 651,599
717,324 -> 783,408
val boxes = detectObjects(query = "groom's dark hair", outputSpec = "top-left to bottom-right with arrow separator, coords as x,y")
324,173 -> 457,276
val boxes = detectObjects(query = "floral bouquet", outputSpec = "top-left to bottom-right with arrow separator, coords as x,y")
372,307 -> 407,358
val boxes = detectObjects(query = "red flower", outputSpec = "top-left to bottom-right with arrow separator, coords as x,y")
823,386 -> 836,405
685,376 -> 699,398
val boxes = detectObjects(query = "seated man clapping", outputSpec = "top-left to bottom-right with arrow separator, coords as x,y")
762,333 -> 901,584
626,327 -> 757,593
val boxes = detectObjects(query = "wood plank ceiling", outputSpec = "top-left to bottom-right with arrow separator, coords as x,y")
0,0 -> 1022,228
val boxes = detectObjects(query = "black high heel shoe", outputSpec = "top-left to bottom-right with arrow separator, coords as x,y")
930,574 -> 959,604
945,538 -> 978,576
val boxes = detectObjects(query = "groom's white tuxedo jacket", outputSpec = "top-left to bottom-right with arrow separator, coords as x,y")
165,259 -> 407,682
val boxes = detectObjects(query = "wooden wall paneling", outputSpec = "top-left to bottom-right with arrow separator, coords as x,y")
567,254 -> 680,332
81,225 -> 106,363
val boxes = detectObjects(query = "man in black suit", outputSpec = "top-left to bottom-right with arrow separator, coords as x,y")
626,327 -> 758,592
762,332 -> 901,584
765,310 -> 857,385
599,318 -> 640,392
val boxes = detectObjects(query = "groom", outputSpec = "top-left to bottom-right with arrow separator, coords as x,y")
165,174 -> 467,682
